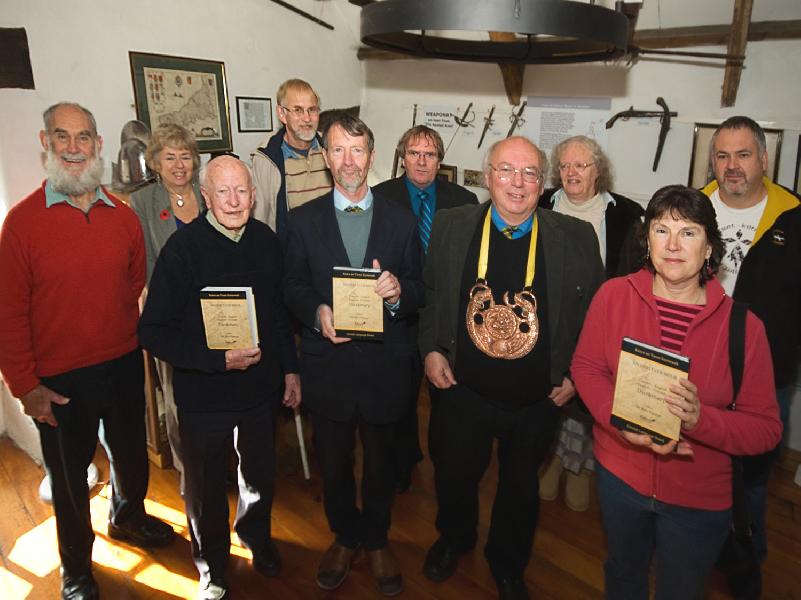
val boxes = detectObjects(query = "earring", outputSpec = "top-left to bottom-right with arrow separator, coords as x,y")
646,247 -> 650,261
704,257 -> 712,276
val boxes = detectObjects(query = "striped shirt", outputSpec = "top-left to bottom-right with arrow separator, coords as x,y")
654,298 -> 704,352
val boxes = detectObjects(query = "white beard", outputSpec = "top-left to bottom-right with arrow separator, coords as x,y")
46,148 -> 104,196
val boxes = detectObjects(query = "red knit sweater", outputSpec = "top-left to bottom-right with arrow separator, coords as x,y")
571,268 -> 782,510
0,182 -> 145,397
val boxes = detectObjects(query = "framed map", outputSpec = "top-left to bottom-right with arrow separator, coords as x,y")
129,51 -> 232,153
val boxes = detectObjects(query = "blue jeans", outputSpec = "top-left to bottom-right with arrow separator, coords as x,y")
597,464 -> 731,600
745,385 -> 791,561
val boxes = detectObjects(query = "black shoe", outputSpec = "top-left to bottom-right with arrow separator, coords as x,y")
108,514 -> 174,548
423,538 -> 469,583
253,539 -> 281,577
61,573 -> 98,600
496,577 -> 530,600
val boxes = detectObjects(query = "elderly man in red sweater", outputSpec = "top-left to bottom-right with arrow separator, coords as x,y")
0,102 -> 173,600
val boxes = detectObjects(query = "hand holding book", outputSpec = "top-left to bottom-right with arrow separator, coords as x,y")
664,379 -> 701,431
224,347 -> 261,371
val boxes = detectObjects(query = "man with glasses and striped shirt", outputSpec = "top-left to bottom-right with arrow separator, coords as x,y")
251,78 -> 332,242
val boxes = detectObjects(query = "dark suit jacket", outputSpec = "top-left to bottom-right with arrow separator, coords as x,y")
284,190 -> 424,424
541,188 -> 644,278
373,176 -> 479,216
418,203 -> 605,386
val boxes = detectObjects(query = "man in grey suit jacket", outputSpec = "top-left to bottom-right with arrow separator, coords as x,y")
419,137 -> 604,600
284,114 -> 423,597
373,125 -> 478,492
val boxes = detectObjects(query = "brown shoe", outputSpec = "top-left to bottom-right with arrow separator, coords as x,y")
367,546 -> 403,597
316,541 -> 358,590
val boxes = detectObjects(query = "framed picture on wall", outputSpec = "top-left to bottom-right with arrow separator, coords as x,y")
688,122 -> 782,189
795,134 -> 801,195
437,164 -> 457,183
236,96 -> 273,133
129,51 -> 232,153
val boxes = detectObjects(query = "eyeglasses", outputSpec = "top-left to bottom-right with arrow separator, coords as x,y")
557,161 -> 595,173
405,150 -> 439,161
280,105 -> 320,118
489,164 -> 542,184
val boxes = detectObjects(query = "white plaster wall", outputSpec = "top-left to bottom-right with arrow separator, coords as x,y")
0,0 -> 362,455
1,383 -> 43,463
0,0 -> 363,213
361,39 -> 801,202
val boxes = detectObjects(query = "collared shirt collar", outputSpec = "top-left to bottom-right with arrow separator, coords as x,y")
404,176 -> 436,197
404,176 -> 437,218
281,136 -> 320,160
44,180 -> 115,210
490,205 -> 533,238
206,209 -> 246,242
333,187 -> 373,212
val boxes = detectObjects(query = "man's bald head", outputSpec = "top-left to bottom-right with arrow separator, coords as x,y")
200,156 -> 255,232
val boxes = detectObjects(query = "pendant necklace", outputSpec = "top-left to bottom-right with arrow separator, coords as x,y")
163,182 -> 188,208
465,209 -> 540,360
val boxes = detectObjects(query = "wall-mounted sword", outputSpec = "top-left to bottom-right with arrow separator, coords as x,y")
506,101 -> 527,138
444,102 -> 474,156
605,97 -> 677,171
478,105 -> 496,149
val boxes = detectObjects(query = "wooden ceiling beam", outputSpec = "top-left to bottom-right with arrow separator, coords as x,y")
488,31 -> 524,105
721,0 -> 753,107
634,19 -> 801,49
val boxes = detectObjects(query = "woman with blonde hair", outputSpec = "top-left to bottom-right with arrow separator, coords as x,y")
130,123 -> 202,484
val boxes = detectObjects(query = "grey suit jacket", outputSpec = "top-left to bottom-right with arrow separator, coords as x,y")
130,181 -> 202,282
418,203 -> 605,385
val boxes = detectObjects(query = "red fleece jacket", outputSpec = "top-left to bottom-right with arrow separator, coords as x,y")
0,182 -> 145,397
571,268 -> 781,510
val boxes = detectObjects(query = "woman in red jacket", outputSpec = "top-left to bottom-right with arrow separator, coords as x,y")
571,185 -> 781,599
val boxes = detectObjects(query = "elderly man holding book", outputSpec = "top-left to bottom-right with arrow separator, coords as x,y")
139,155 -> 300,600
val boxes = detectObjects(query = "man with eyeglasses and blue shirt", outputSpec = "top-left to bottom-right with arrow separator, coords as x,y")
374,125 -> 477,493
418,136 -> 604,599
251,78 -> 332,242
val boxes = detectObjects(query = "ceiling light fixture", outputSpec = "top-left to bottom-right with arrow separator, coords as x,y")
360,0 -> 631,64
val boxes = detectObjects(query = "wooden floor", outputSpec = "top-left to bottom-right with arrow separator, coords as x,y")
2,391 -> 801,599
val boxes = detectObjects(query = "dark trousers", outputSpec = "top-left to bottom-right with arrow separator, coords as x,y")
393,356 -> 424,476
429,384 -> 560,580
37,349 -> 149,577
312,410 -> 397,550
597,464 -> 730,600
179,401 -> 276,584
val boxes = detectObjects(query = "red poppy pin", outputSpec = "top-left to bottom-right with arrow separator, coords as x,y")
159,209 -> 170,221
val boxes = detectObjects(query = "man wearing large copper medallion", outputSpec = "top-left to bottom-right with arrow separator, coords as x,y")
419,136 -> 604,599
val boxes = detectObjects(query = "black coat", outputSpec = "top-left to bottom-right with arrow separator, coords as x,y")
373,176 -> 479,217
283,190 -> 424,424
138,216 -> 298,412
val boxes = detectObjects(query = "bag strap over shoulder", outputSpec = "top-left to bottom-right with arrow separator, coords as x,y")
728,301 -> 748,411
